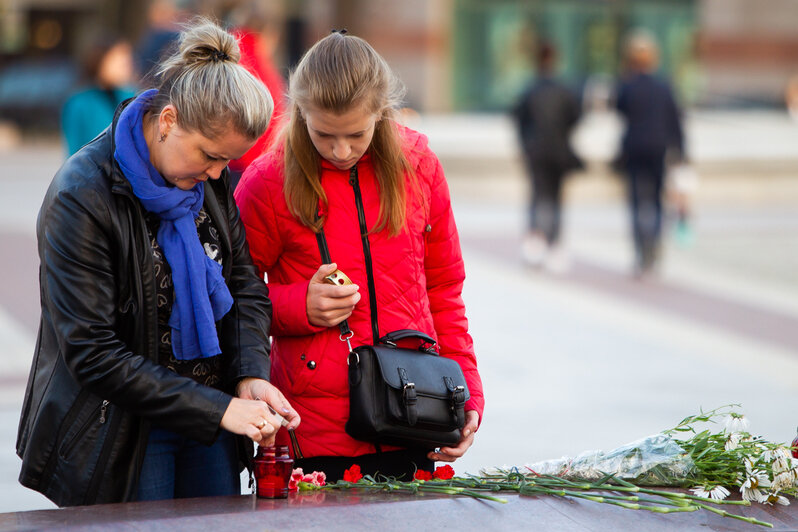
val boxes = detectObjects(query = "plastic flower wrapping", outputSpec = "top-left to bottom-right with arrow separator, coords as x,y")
506,433 -> 696,487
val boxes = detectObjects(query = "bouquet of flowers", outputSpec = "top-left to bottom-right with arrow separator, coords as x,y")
484,405 -> 797,503
292,406 -> 797,528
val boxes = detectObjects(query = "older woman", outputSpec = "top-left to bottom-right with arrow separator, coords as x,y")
16,18 -> 299,507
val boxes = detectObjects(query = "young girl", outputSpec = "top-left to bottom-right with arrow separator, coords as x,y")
235,31 -> 484,481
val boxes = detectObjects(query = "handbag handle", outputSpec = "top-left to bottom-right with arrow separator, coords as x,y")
379,329 -> 438,354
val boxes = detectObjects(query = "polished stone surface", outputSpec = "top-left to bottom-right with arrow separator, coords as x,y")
0,490 -> 797,531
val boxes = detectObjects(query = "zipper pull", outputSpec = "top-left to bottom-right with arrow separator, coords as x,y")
349,166 -> 357,186
99,400 -> 109,424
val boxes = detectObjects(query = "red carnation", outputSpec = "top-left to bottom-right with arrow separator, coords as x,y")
414,469 -> 433,481
343,464 -> 363,483
289,468 -> 305,491
433,465 -> 455,480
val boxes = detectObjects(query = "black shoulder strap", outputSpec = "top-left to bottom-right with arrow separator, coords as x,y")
315,228 -> 353,338
315,168 -> 381,344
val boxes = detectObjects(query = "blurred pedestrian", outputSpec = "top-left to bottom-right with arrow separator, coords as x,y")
235,30 -> 484,482
784,73 -> 798,122
135,0 -> 183,79
513,41 -> 582,273
61,35 -> 136,156
227,2 -> 287,188
17,18 -> 299,507
616,31 -> 684,276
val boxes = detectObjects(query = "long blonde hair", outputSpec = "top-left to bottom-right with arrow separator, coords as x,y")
284,31 -> 411,235
147,17 -> 273,140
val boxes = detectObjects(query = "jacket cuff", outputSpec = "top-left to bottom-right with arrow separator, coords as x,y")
269,281 -> 326,336
466,397 -> 484,429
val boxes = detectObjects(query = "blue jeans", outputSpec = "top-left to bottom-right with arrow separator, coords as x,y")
136,427 -> 240,501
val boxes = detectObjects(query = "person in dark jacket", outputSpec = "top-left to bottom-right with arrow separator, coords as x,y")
514,41 -> 582,273
616,31 -> 685,276
16,18 -> 299,507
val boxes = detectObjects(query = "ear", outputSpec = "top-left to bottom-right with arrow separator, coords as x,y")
158,104 -> 178,135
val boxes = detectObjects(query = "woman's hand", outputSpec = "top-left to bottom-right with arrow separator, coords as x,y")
220,397 -> 281,446
426,410 -> 479,463
221,378 -> 301,446
306,263 -> 360,327
236,377 -> 300,428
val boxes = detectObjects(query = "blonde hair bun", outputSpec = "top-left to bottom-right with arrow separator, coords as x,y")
177,18 -> 241,66
149,17 -> 273,141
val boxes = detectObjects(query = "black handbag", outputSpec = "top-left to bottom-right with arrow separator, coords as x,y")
316,166 -> 470,449
345,329 -> 470,448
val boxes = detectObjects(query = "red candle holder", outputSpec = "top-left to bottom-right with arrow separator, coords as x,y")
254,445 -> 294,499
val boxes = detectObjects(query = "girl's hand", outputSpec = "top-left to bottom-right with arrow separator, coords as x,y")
306,263 -> 360,327
426,410 -> 479,463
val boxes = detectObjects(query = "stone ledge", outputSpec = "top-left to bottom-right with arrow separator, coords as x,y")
1,490 -> 796,531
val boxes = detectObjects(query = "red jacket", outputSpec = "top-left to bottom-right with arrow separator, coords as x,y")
235,125 -> 484,458
229,29 -> 286,174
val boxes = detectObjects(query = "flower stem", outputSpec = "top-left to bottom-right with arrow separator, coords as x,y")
693,503 -> 773,528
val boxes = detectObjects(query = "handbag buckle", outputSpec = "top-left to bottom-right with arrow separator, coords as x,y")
347,351 -> 360,366
403,382 -> 416,399
340,330 -> 354,352
403,382 -> 418,426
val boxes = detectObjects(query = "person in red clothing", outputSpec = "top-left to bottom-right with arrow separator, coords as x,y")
234,31 -> 484,481
227,4 -> 287,188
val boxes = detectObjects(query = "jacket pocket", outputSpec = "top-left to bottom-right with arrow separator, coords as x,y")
58,396 -> 110,461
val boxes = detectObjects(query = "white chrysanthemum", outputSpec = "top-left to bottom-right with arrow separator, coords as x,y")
762,446 -> 790,462
726,432 -> 744,451
773,455 -> 792,474
739,460 -> 771,503
763,492 -> 790,506
724,413 -> 750,433
772,471 -> 795,491
761,447 -> 793,474
690,485 -> 730,501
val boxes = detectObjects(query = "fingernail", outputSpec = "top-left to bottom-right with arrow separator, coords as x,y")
464,429 -> 471,437
282,408 -> 290,413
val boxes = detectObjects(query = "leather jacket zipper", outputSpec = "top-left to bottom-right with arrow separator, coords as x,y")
349,166 -> 380,344
58,397 -> 104,459
84,405 -> 120,504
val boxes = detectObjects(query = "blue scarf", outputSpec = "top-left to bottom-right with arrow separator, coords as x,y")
114,89 -> 233,360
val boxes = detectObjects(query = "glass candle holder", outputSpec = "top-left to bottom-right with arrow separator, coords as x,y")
254,445 -> 293,498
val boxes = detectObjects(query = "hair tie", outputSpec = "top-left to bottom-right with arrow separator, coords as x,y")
210,49 -> 230,62
331,28 -> 348,35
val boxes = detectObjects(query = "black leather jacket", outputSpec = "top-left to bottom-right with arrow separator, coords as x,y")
16,105 -> 272,507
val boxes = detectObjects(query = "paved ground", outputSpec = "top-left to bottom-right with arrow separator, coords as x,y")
0,112 -> 797,513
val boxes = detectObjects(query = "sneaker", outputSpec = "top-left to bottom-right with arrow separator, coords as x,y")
522,233 -> 547,267
544,245 -> 571,274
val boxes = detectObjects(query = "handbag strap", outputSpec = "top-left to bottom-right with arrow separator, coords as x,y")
315,229 -> 353,339
315,165 -> 380,344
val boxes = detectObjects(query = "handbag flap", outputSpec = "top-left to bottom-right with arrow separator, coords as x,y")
369,345 -> 470,400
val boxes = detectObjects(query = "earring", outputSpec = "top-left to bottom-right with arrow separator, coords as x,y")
159,132 -> 167,143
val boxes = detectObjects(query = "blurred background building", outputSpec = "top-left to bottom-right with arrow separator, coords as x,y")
2,0 -> 798,134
